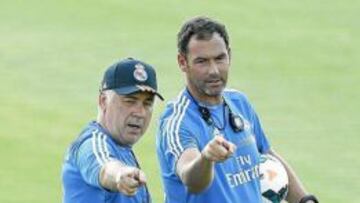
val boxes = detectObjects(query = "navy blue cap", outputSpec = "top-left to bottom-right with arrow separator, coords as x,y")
100,58 -> 164,100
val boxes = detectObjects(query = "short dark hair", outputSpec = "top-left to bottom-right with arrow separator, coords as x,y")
177,16 -> 230,55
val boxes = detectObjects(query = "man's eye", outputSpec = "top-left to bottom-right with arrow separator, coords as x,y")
145,101 -> 153,107
216,56 -> 225,61
215,55 -> 227,62
124,99 -> 136,104
195,59 -> 206,64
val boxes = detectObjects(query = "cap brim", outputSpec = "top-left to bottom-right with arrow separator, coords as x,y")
113,85 -> 164,101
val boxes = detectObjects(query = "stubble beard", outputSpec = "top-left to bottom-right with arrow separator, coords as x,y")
192,78 -> 226,98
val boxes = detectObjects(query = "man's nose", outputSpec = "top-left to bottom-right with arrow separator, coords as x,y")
208,60 -> 220,75
132,103 -> 146,117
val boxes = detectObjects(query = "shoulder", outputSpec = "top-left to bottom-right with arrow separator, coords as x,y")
69,122 -> 115,158
159,91 -> 193,127
157,91 -> 200,144
77,122 -> 108,144
223,88 -> 251,104
223,88 -> 257,117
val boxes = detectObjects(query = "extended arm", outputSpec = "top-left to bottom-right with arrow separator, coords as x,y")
176,135 -> 236,193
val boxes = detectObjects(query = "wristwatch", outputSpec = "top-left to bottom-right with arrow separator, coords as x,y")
299,194 -> 319,203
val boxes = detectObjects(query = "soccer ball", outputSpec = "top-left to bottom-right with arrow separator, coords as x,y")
259,154 -> 289,203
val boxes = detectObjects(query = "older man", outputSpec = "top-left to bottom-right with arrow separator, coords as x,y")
62,58 -> 163,203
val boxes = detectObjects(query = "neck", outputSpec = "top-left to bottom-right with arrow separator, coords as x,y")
96,116 -> 117,142
96,114 -> 106,129
96,117 -> 110,136
186,86 -> 223,106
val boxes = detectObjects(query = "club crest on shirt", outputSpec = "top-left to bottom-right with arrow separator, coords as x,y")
133,63 -> 148,82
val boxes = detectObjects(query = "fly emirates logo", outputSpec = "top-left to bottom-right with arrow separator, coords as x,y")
225,154 -> 260,188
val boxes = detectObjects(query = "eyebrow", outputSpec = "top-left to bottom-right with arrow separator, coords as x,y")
146,96 -> 155,102
194,52 -> 227,60
215,53 -> 227,58
123,95 -> 137,99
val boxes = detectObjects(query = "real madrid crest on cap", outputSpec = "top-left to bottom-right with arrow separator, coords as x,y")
133,63 -> 148,82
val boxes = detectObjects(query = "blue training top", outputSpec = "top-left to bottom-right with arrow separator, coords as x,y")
62,121 -> 150,203
156,89 -> 270,203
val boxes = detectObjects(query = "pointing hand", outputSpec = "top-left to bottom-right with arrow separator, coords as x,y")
116,166 -> 147,196
201,135 -> 236,162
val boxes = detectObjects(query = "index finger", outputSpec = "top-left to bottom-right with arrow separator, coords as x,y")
227,142 -> 237,154
221,140 -> 236,153
136,170 -> 147,185
213,135 -> 226,145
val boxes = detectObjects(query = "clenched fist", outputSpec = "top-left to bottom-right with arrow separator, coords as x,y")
201,135 -> 237,162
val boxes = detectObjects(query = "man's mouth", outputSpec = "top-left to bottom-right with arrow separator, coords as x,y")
127,123 -> 142,130
206,79 -> 222,85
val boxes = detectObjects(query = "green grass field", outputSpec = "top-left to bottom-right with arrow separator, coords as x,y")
1,0 -> 359,202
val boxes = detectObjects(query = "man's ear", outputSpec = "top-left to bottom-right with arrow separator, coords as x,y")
228,47 -> 232,64
177,53 -> 188,73
98,92 -> 107,113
